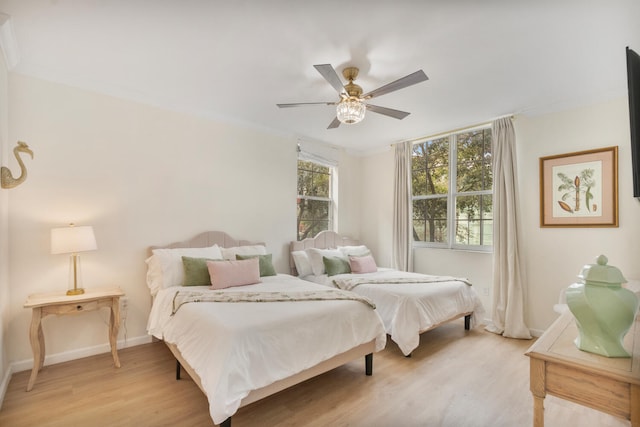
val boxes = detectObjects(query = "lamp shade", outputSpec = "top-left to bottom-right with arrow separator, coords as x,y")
336,97 -> 366,124
51,225 -> 97,254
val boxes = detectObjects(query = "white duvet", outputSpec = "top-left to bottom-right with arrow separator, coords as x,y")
304,268 -> 485,356
147,274 -> 386,424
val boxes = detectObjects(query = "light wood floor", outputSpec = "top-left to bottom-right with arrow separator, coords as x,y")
0,320 -> 630,427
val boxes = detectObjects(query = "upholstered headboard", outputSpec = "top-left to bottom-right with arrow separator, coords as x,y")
148,231 -> 263,256
289,231 -> 358,275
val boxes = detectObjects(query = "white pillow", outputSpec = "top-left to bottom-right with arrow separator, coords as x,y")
146,244 -> 223,295
291,250 -> 313,277
221,244 -> 267,260
338,245 -> 370,257
306,248 -> 346,276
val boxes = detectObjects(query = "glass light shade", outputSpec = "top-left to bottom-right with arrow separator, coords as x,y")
336,97 -> 366,124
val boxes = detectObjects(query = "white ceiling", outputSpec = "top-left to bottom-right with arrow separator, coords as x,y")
1,0 -> 639,153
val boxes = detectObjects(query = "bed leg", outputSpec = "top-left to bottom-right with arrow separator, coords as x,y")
464,314 -> 471,330
220,417 -> 231,427
365,353 -> 373,376
176,360 -> 181,380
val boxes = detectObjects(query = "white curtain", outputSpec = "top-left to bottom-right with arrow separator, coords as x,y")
485,117 -> 531,339
392,141 -> 413,272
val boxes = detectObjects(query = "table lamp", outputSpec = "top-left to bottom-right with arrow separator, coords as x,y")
51,223 -> 97,295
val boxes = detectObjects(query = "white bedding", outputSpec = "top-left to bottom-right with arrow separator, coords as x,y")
304,268 -> 485,356
147,274 -> 386,424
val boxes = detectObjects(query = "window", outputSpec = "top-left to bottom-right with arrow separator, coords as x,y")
412,127 -> 493,250
297,159 -> 333,241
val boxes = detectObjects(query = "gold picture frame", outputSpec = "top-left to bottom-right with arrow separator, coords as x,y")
540,146 -> 618,227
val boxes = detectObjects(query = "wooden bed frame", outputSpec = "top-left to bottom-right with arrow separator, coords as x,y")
149,231 -> 376,427
290,231 -> 472,336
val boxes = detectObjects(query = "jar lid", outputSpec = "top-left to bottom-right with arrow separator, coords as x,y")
578,254 -> 627,285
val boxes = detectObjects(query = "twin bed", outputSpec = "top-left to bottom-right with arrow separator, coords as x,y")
145,230 -> 484,426
290,231 -> 485,356
145,231 -> 386,427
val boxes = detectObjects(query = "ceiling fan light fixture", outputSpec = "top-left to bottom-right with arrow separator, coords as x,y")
336,97 -> 366,124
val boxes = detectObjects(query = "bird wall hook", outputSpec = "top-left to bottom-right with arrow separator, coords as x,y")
1,141 -> 34,189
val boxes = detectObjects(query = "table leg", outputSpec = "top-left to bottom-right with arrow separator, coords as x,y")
26,308 -> 43,392
37,321 -> 45,370
529,358 -> 546,427
533,395 -> 545,427
631,384 -> 640,427
109,297 -> 121,368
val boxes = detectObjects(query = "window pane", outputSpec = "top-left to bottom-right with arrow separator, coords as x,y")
297,198 -> 330,241
456,129 -> 492,192
412,198 -> 448,243
455,194 -> 492,245
412,138 -> 449,196
481,194 -> 493,246
297,160 -> 330,197
297,159 -> 332,241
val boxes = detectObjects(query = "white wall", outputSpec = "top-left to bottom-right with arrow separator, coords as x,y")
359,149 -> 394,267
4,73 -> 360,368
517,98 -> 640,331
360,97 -> 640,333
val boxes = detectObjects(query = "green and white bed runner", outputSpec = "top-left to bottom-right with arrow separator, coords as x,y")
333,275 -> 472,292
171,288 -> 376,314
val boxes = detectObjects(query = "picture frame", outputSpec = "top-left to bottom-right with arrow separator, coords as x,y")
540,146 -> 618,227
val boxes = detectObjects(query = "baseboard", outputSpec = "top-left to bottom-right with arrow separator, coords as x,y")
0,364 -> 12,411
9,334 -> 152,374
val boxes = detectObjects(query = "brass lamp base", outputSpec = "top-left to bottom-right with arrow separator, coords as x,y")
67,288 -> 85,296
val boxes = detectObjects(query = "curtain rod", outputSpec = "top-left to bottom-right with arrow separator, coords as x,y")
396,114 -> 514,146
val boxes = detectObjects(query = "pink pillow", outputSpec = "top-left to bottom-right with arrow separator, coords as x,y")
207,258 -> 261,289
349,255 -> 377,274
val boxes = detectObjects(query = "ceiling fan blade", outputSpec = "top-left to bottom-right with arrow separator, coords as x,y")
277,102 -> 335,108
327,117 -> 341,129
314,64 -> 346,94
362,70 -> 428,99
366,104 -> 411,120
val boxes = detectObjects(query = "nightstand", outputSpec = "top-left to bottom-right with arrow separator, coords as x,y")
23,286 -> 125,391
526,309 -> 640,426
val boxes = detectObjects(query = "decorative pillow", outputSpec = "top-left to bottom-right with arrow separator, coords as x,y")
236,253 -> 277,277
146,244 -> 223,295
349,254 -> 378,274
338,245 -> 371,257
291,250 -> 313,277
207,258 -> 261,289
182,256 -> 221,286
305,248 -> 346,276
323,256 -> 352,276
221,244 -> 267,260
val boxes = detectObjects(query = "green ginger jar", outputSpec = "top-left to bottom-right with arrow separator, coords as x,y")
565,255 -> 639,358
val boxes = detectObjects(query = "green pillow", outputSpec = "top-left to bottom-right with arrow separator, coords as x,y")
236,253 -> 277,277
323,256 -> 351,276
182,256 -> 220,286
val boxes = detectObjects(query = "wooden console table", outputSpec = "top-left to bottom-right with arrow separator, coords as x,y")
23,286 -> 124,391
525,308 -> 640,426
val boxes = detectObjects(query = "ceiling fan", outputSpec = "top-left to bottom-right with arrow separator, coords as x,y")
277,64 -> 428,129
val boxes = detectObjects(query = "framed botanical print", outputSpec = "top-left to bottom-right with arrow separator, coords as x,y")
540,146 -> 618,227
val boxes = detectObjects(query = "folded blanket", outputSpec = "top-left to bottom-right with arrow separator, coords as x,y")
333,275 -> 472,291
171,288 -> 375,314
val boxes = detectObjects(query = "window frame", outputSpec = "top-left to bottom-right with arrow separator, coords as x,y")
412,125 -> 493,252
296,158 -> 336,241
